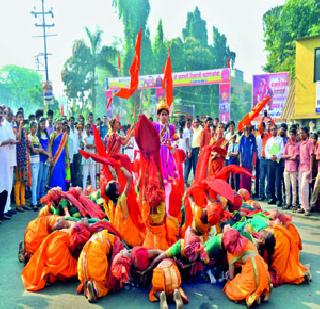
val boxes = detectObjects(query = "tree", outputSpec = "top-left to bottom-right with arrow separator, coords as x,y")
61,28 -> 117,114
182,6 -> 208,46
212,26 -> 234,69
113,0 -> 153,74
0,65 -> 43,114
263,0 -> 320,74
153,20 -> 167,73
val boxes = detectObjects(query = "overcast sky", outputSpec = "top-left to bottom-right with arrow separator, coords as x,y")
0,0 -> 285,97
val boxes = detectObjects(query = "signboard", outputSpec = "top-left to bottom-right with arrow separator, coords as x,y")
219,84 -> 231,123
106,68 -> 230,90
42,81 -> 53,101
316,82 -> 320,113
252,72 -> 290,119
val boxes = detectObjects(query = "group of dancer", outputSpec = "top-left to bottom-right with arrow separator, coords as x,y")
19,101 -> 311,308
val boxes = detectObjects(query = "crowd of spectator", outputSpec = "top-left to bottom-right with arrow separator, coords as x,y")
176,116 -> 320,216
0,106 -> 319,223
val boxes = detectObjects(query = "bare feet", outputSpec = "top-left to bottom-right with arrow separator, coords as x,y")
85,281 -> 97,303
160,291 -> 168,309
173,288 -> 183,309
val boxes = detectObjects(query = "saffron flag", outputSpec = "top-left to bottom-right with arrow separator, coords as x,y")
107,97 -> 113,109
237,96 -> 270,132
162,50 -> 173,107
118,51 -> 121,71
115,29 -> 142,100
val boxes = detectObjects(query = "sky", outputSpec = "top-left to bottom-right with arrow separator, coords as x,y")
0,0 -> 285,98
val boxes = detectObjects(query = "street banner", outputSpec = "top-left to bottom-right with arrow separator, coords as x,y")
219,83 -> 231,123
252,72 -> 290,119
316,82 -> 320,113
106,68 -> 230,90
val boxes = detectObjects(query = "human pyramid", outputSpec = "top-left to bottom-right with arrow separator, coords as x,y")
19,101 -> 311,309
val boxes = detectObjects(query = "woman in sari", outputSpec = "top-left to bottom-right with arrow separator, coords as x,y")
152,101 -> 179,213
258,223 -> 311,286
77,229 -> 124,303
21,221 -> 89,291
105,118 -> 133,155
49,119 -> 69,191
18,215 -> 61,263
223,228 -> 271,307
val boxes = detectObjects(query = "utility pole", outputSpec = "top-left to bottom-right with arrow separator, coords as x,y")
31,0 -> 55,101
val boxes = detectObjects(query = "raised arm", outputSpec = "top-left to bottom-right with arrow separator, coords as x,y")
120,167 -> 133,197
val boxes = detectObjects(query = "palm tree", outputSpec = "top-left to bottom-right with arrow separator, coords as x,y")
84,27 -> 117,109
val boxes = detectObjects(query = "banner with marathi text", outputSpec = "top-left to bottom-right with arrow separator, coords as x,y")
252,72 -> 290,120
106,68 -> 230,90
219,83 -> 231,123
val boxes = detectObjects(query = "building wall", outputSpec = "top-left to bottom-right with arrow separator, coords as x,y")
294,37 -> 320,120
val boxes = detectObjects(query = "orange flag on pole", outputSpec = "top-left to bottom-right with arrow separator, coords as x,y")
237,96 -> 270,132
117,51 -> 121,71
115,29 -> 142,100
162,50 -> 173,107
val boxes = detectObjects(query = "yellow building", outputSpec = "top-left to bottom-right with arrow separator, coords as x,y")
282,35 -> 320,124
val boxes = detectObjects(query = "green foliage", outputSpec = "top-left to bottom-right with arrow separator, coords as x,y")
153,20 -> 167,73
61,28 -> 117,114
182,7 -> 208,46
231,82 -> 252,123
0,65 -> 43,114
111,2 -> 236,118
263,0 -> 320,74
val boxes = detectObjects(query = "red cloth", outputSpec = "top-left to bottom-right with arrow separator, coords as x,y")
162,51 -> 173,107
69,223 -> 91,253
145,183 -> 165,208
223,229 -> 248,255
115,29 -> 142,100
228,192 -> 243,212
131,246 -> 150,271
237,188 -> 250,201
237,96 -> 270,132
184,228 -> 202,262
111,252 -> 131,287
207,202 -> 223,225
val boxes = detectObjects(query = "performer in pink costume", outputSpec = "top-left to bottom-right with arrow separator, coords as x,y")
152,101 -> 179,213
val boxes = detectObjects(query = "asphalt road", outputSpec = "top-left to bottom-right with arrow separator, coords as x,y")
0,204 -> 319,309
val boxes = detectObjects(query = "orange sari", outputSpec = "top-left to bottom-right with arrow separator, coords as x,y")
21,230 -> 77,291
107,194 -> 144,247
149,258 -> 188,304
38,204 -> 52,217
270,224 -> 308,285
286,222 -> 302,251
141,201 -> 168,250
77,230 -> 116,298
224,242 -> 270,305
24,215 -> 60,257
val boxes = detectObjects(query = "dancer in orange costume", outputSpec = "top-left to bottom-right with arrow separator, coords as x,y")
141,183 -> 169,250
19,215 -> 61,263
21,222 -> 88,291
77,229 -> 124,303
223,228 -> 271,307
149,258 -> 188,308
258,223 -> 311,286
135,115 -> 180,250
104,165 -> 144,247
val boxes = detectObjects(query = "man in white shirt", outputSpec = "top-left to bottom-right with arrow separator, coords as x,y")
0,105 -> 14,221
265,124 -> 284,206
3,107 -> 18,216
183,119 -> 193,185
